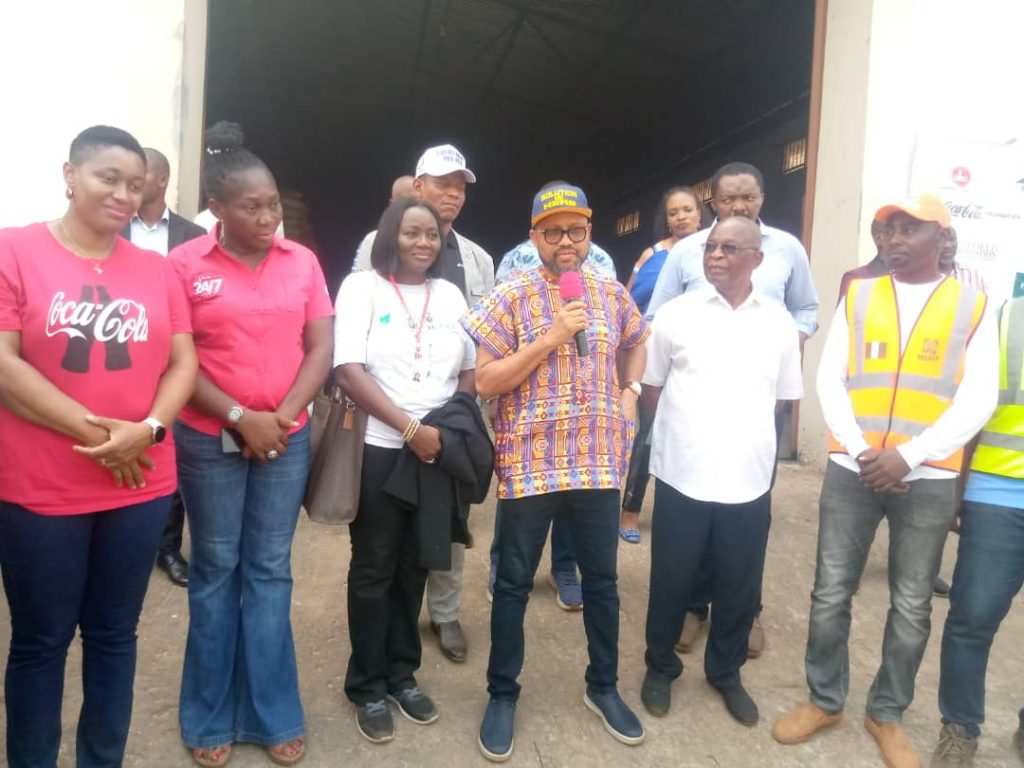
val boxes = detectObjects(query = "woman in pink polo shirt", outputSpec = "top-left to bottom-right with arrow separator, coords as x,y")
0,125 -> 197,767
168,122 -> 334,768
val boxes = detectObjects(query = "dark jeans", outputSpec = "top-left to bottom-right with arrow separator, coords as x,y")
621,397 -> 655,513
939,499 -> 1024,739
489,499 -> 576,577
645,481 -> 769,686
0,496 -> 170,768
806,463 -> 955,722
159,490 -> 186,556
487,489 -> 620,701
345,445 -> 428,704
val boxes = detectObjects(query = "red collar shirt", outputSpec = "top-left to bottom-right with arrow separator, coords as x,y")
169,231 -> 334,435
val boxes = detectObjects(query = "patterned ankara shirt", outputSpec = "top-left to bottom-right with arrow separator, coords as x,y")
462,267 -> 649,499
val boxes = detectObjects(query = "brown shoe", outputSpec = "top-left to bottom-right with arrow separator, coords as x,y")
772,701 -> 843,745
747,616 -> 765,658
674,612 -> 708,653
865,716 -> 922,768
431,620 -> 468,663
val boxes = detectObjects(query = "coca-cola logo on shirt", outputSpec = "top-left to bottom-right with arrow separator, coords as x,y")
45,284 -> 148,372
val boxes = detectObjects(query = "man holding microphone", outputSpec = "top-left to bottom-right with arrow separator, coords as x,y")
462,182 -> 650,761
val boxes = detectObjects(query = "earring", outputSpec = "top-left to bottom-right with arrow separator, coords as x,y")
218,222 -> 227,248
65,186 -> 74,199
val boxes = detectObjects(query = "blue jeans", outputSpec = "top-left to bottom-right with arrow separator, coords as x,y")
939,499 -> 1024,739
487,489 -> 620,701
805,462 -> 955,722
0,497 -> 170,768
175,423 -> 309,748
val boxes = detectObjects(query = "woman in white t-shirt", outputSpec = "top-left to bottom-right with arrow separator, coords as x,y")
332,198 -> 477,743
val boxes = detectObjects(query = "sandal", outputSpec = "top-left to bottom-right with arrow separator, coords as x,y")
192,744 -> 232,768
267,736 -> 306,766
619,526 -> 641,544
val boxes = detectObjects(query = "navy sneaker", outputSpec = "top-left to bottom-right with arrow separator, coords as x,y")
479,698 -> 516,762
548,570 -> 583,611
584,689 -> 645,745
387,685 -> 439,724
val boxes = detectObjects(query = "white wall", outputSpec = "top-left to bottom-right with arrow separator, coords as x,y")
0,1 -> 206,228
800,0 -> 1022,460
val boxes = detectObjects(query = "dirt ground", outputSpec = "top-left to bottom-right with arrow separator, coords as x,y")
1,461 -> 1022,767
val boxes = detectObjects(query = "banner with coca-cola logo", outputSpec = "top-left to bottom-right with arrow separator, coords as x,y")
911,135 -> 1024,304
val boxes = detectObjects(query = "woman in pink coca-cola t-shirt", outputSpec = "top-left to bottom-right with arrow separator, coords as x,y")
0,126 -> 197,767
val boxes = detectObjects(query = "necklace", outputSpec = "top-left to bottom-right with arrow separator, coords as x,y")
388,273 -> 432,381
58,219 -> 114,274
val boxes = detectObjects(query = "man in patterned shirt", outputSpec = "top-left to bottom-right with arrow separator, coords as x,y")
463,182 -> 650,761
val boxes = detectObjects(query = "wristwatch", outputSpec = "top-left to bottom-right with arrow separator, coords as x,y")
226,404 -> 245,424
143,417 -> 166,444
624,381 -> 642,397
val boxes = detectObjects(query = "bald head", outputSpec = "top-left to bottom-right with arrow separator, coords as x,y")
390,175 -> 415,203
713,216 -> 761,247
139,147 -> 170,206
703,216 -> 764,304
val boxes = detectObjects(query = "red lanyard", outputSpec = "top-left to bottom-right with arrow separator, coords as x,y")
388,274 -> 432,361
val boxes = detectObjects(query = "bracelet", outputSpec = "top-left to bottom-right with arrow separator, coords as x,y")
402,419 -> 421,442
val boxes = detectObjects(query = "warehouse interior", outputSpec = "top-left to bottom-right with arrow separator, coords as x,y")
203,0 -> 816,290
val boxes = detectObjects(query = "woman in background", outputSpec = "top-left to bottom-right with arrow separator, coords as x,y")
620,186 -> 706,542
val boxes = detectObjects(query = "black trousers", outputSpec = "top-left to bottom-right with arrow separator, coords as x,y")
345,445 -> 428,704
645,481 -> 770,686
159,490 -> 186,556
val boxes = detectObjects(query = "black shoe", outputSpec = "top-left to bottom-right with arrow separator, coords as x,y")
712,681 -> 759,726
387,686 -> 439,724
479,698 -> 516,762
431,620 -> 468,663
584,689 -> 645,745
355,699 -> 394,743
934,576 -> 951,598
156,550 -> 188,587
640,672 -> 671,717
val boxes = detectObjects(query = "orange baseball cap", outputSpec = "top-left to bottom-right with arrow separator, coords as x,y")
873,193 -> 951,228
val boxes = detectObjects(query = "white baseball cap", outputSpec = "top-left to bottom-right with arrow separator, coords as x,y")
415,144 -> 477,183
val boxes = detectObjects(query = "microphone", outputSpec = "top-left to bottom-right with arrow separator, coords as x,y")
557,271 -> 588,356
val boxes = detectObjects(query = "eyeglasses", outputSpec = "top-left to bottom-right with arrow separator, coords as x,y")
703,241 -> 759,256
535,225 -> 589,245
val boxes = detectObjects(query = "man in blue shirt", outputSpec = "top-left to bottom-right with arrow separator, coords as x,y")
645,162 -> 818,339
645,162 -> 820,658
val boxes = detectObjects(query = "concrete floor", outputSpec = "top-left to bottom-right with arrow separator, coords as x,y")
2,461 -> 1022,767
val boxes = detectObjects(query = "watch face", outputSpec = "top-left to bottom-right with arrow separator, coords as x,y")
227,406 -> 244,423
153,425 -> 167,444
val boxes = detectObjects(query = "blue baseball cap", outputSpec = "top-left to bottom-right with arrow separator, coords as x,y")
531,183 -> 592,226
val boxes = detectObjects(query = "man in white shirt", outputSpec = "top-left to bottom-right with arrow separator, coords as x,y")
639,217 -> 802,727
121,147 -> 206,588
773,194 -> 999,768
646,161 -> 820,658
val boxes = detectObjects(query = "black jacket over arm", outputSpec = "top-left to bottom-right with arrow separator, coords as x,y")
381,392 -> 494,570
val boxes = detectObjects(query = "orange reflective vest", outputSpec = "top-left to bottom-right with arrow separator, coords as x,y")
827,276 -> 987,471
971,297 -> 1024,478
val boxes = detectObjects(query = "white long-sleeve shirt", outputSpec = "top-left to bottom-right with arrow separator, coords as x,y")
816,277 -> 998,480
